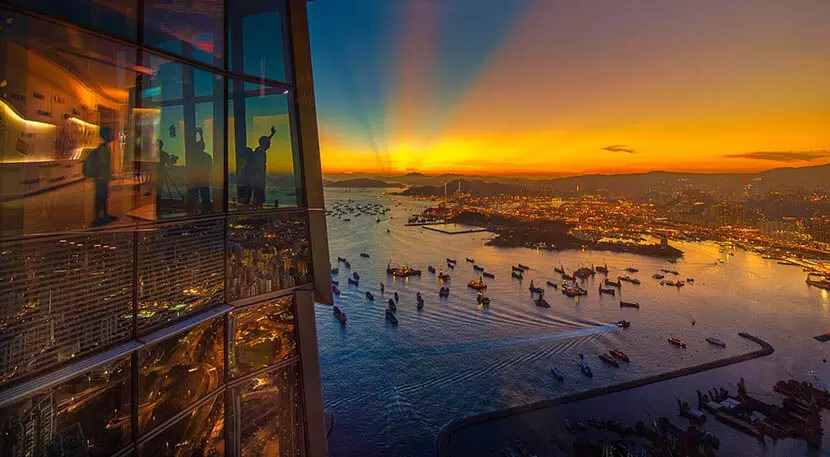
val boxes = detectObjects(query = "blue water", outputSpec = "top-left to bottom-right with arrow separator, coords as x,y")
317,188 -> 830,457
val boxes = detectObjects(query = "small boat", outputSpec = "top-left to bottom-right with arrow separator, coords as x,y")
598,286 -> 616,296
652,273 -> 665,279
465,258 -> 475,263
598,353 -> 620,367
348,277 -> 359,286
446,262 -> 455,269
518,263 -> 530,270
439,286 -> 450,298
619,301 -> 640,309
438,272 -> 451,281
554,266 -> 565,274
619,275 -> 641,285
337,256 -> 347,262
578,358 -> 593,377
467,278 -> 487,290
473,265 -> 484,272
529,280 -> 544,294
332,285 -> 341,295
615,320 -> 631,328
609,350 -> 629,362
365,291 -> 374,300
428,266 -> 436,273
686,278 -> 695,283
604,278 -> 621,288
360,253 -> 370,258
511,271 -> 523,279
574,267 -> 595,279
344,261 -> 351,269
546,280 -> 559,289
625,267 -> 639,273
534,296 -> 550,308
387,298 -> 396,311
333,306 -> 347,326
562,284 -> 588,297
595,264 -> 609,274
482,272 -> 495,279
446,258 -> 457,264
477,293 -> 490,305
416,292 -> 424,305
551,367 -> 564,382
512,266 -> 524,272
668,337 -> 687,348
331,267 -> 339,274
385,309 -> 398,325
562,272 -> 575,281
394,291 -> 399,302
353,272 -> 360,280
706,337 -> 726,347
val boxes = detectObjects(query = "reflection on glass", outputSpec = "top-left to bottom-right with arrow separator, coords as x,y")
137,219 -> 224,332
229,82 -> 299,210
143,0 -> 223,67
0,9 -> 140,237
229,0 -> 290,82
140,394 -> 225,457
0,232 -> 134,385
138,53 -> 225,219
7,0 -> 137,40
137,318 -> 224,435
229,363 -> 305,457
229,296 -> 297,377
0,356 -> 131,457
228,213 -> 311,301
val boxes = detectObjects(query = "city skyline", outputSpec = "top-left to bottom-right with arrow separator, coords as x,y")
308,0 -> 830,175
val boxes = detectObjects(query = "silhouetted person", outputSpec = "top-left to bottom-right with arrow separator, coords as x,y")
244,126 -> 276,209
83,127 -> 115,225
187,128 -> 213,214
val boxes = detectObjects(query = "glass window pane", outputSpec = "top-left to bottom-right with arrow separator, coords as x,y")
6,0 -> 138,40
138,53 -> 225,219
0,9 -> 140,237
229,0 -> 290,82
228,213 -> 312,301
229,296 -> 297,377
139,394 -> 225,457
0,356 -> 131,457
0,232 -> 134,386
228,82 -> 299,210
143,0 -> 223,67
136,219 -> 224,333
137,318 -> 225,435
229,363 -> 305,457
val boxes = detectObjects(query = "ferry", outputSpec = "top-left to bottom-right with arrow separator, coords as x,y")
446,258 -> 457,264
428,266 -> 436,273
652,273 -> 665,279
477,293 -> 490,306
387,299 -> 396,312
439,286 -> 450,298
534,296 -> 550,308
595,264 -> 609,274
550,367 -> 564,382
365,291 -> 374,301
482,272 -> 495,279
546,280 -> 558,289
615,320 -> 631,328
518,263 -> 530,270
668,337 -> 687,348
529,281 -> 544,294
332,285 -> 341,295
467,278 -> 488,290
360,253 -> 370,258
385,309 -> 398,325
348,277 -> 359,286
625,267 -> 639,273
473,265 -> 484,272
604,278 -> 622,288
511,271 -> 524,279
353,272 -> 360,280
619,301 -> 640,309
438,272 -> 451,281
337,256 -> 347,262
344,261 -> 351,269
578,358 -> 593,377
446,262 -> 455,269
706,337 -> 726,347
331,267 -> 339,274
333,306 -> 347,326
394,291 -> 399,302
598,353 -> 620,367
598,286 -> 616,296
609,350 -> 630,362
465,258 -> 475,263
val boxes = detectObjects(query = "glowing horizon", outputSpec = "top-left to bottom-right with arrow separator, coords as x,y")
308,0 -> 830,176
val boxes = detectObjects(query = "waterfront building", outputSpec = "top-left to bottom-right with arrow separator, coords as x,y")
0,1 -> 332,456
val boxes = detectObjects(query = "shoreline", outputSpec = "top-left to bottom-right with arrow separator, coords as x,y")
435,332 -> 774,457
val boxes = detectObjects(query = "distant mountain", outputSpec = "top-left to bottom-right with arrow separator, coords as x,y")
324,178 -> 404,188
399,179 -> 532,197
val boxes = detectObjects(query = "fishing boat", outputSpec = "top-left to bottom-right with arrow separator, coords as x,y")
534,296 -> 550,308
668,337 -> 687,348
331,267 -> 339,274
482,272 -> 495,279
604,278 -> 621,288
595,264 -> 609,274
598,353 -> 620,367
578,358 -> 593,377
332,285 -> 341,295
337,256 -> 347,262
365,291 -> 374,301
387,298 -> 396,311
619,301 -> 640,308
551,367 -> 564,382
598,286 -> 616,296
360,253 -> 370,258
652,273 -> 665,279
518,263 -> 530,270
477,293 -> 490,305
438,272 -> 451,281
615,320 -> 631,328
439,286 -> 450,298
467,278 -> 487,290
348,277 -> 359,286
333,306 -> 347,326
706,337 -> 726,347
446,258 -> 457,264
511,271 -> 524,279
385,309 -> 398,325
473,265 -> 484,272
353,272 -> 360,280
465,258 -> 475,263
609,350 -> 630,362
344,261 -> 351,269
625,267 -> 639,273
562,284 -> 588,297
394,291 -> 399,302
428,266 -> 436,273
529,280 -> 544,294
546,280 -> 559,289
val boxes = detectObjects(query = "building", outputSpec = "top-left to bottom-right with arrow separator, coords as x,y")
0,1 -> 332,456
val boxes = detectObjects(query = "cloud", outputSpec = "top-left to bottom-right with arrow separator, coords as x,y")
601,144 -> 636,154
722,150 -> 830,163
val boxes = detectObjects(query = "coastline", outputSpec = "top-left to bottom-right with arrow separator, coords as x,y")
436,332 -> 774,456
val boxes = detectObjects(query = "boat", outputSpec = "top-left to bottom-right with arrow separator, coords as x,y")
609,350 -> 630,362
574,267 -> 595,279
706,337 -> 726,347
385,309 -> 398,325
365,291 -> 374,300
416,292 -> 424,305
438,272 -> 451,281
390,266 -> 422,277
387,298 -> 396,311
428,266 -> 436,273
330,267 -> 339,274
615,320 -> 631,328
360,253 -> 370,258
332,285 -> 341,295
546,280 -> 558,289
618,275 -> 641,285
668,337 -> 687,348
446,262 -> 455,269
337,256 -> 347,262
598,353 -> 620,367
353,272 -> 360,280
446,258 -> 457,264
625,267 -> 639,273
439,286 -> 450,298
806,274 -> 830,290
348,277 -> 359,286
467,278 -> 487,290
482,272 -> 495,279
686,277 -> 695,283
604,278 -> 621,288
595,264 -> 609,274
333,306 -> 347,326
554,266 -> 565,274
394,291 -> 399,302
477,293 -> 490,305
652,273 -> 665,279
380,282 -> 385,293
562,284 -> 588,297
465,258 -> 475,263
534,296 -> 550,308
619,301 -> 640,309
578,358 -> 593,377
344,261 -> 351,269
529,280 -> 544,294
511,271 -> 523,279
561,272 -> 575,281
511,266 -> 524,272
473,265 -> 484,272
598,286 -> 616,296
551,367 -> 564,382
518,263 -> 530,270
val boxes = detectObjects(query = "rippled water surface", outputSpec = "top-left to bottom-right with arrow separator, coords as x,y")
317,189 -> 830,457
